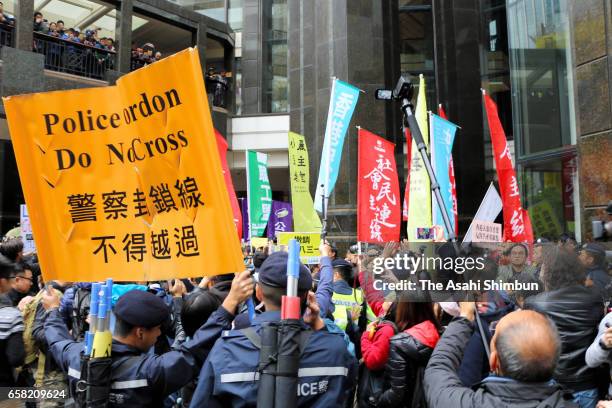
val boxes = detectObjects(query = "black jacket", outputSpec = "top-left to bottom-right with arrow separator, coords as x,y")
524,285 -> 604,392
0,295 -> 25,386
377,320 -> 439,407
424,317 -> 578,408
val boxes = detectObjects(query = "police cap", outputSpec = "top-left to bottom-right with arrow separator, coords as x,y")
582,242 -> 606,257
114,290 -> 169,328
257,251 -> 312,291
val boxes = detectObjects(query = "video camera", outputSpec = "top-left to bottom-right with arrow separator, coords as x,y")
375,75 -> 415,101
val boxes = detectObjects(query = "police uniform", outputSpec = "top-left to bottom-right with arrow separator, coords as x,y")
331,259 -> 375,331
190,252 -> 357,407
44,290 -> 234,407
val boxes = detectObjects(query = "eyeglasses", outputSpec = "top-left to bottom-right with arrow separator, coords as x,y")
17,275 -> 34,282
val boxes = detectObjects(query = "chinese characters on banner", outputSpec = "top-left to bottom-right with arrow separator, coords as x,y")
430,113 -> 458,238
215,129 -> 242,239
288,132 -> 321,232
3,48 -> 244,282
407,75 -> 432,241
246,150 -> 272,238
267,200 -> 293,239
314,79 -> 361,213
357,128 -> 401,243
438,105 -> 459,235
483,91 -> 533,243
277,232 -> 321,264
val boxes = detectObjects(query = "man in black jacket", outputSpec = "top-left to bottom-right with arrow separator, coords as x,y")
525,247 -> 604,408
424,303 -> 577,408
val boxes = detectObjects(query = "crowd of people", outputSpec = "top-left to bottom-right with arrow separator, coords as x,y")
131,43 -> 163,70
0,232 -> 610,408
33,12 -> 115,52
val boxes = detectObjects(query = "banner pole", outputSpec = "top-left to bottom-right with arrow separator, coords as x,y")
245,150 -> 253,248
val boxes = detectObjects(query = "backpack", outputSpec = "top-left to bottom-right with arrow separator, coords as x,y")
71,287 -> 91,341
357,320 -> 398,408
22,289 -> 64,366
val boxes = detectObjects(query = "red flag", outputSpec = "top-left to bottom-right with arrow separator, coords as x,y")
402,126 -> 412,221
483,92 -> 533,243
438,104 -> 459,234
215,130 -> 243,239
358,128 -> 401,243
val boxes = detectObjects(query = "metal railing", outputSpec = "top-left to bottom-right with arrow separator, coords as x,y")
0,22 -> 15,49
33,32 -> 116,80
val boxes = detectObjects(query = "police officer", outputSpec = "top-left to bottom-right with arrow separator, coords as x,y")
190,251 -> 357,407
40,271 -> 254,407
579,242 -> 610,293
331,259 -> 375,332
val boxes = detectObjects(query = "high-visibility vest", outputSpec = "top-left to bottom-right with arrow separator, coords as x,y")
331,288 -> 376,331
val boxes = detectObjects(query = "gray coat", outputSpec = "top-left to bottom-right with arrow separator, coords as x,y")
423,317 -> 578,408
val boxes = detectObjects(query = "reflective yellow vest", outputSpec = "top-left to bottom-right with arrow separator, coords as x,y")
331,288 -> 376,331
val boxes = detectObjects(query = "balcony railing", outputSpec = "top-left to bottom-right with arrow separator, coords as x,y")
0,22 -> 15,48
33,32 -> 116,80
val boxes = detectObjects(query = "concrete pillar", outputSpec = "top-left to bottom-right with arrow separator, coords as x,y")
115,0 -> 133,73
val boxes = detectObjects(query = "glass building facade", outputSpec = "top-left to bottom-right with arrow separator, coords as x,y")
507,0 -> 579,237
261,0 -> 288,113
389,0 -> 580,238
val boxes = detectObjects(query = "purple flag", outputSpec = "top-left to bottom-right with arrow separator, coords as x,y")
267,200 -> 293,239
239,197 -> 250,240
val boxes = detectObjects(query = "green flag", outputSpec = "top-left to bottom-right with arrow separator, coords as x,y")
246,150 -> 272,238
288,132 -> 322,232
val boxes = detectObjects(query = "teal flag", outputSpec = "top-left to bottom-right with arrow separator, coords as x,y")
246,150 -> 272,238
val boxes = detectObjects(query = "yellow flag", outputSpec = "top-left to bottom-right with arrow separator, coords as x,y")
3,48 -> 244,282
407,74 -> 432,241
288,132 -> 322,232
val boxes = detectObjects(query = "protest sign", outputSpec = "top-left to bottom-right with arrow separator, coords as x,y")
267,200 -> 293,239
430,113 -> 458,238
462,183 -> 503,248
288,132 -> 321,231
277,232 -> 321,264
314,79 -> 360,213
483,91 -> 533,242
407,75 -> 432,241
251,237 -> 269,250
357,128 -> 400,243
20,204 -> 36,254
246,151 -> 272,238
3,48 -> 244,282
472,221 -> 502,243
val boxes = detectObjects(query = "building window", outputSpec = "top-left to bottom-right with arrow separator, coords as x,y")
521,155 -> 578,238
398,1 -> 436,109
228,0 -> 242,31
262,0 -> 287,113
193,0 -> 227,23
507,0 -> 578,236
507,0 -> 576,157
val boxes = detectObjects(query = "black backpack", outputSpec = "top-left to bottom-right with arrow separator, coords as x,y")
357,320 -> 398,408
71,287 -> 92,341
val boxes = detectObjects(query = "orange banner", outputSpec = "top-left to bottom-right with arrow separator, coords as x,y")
3,48 -> 244,282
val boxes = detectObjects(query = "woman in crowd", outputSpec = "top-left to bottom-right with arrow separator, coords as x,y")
376,300 -> 442,407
